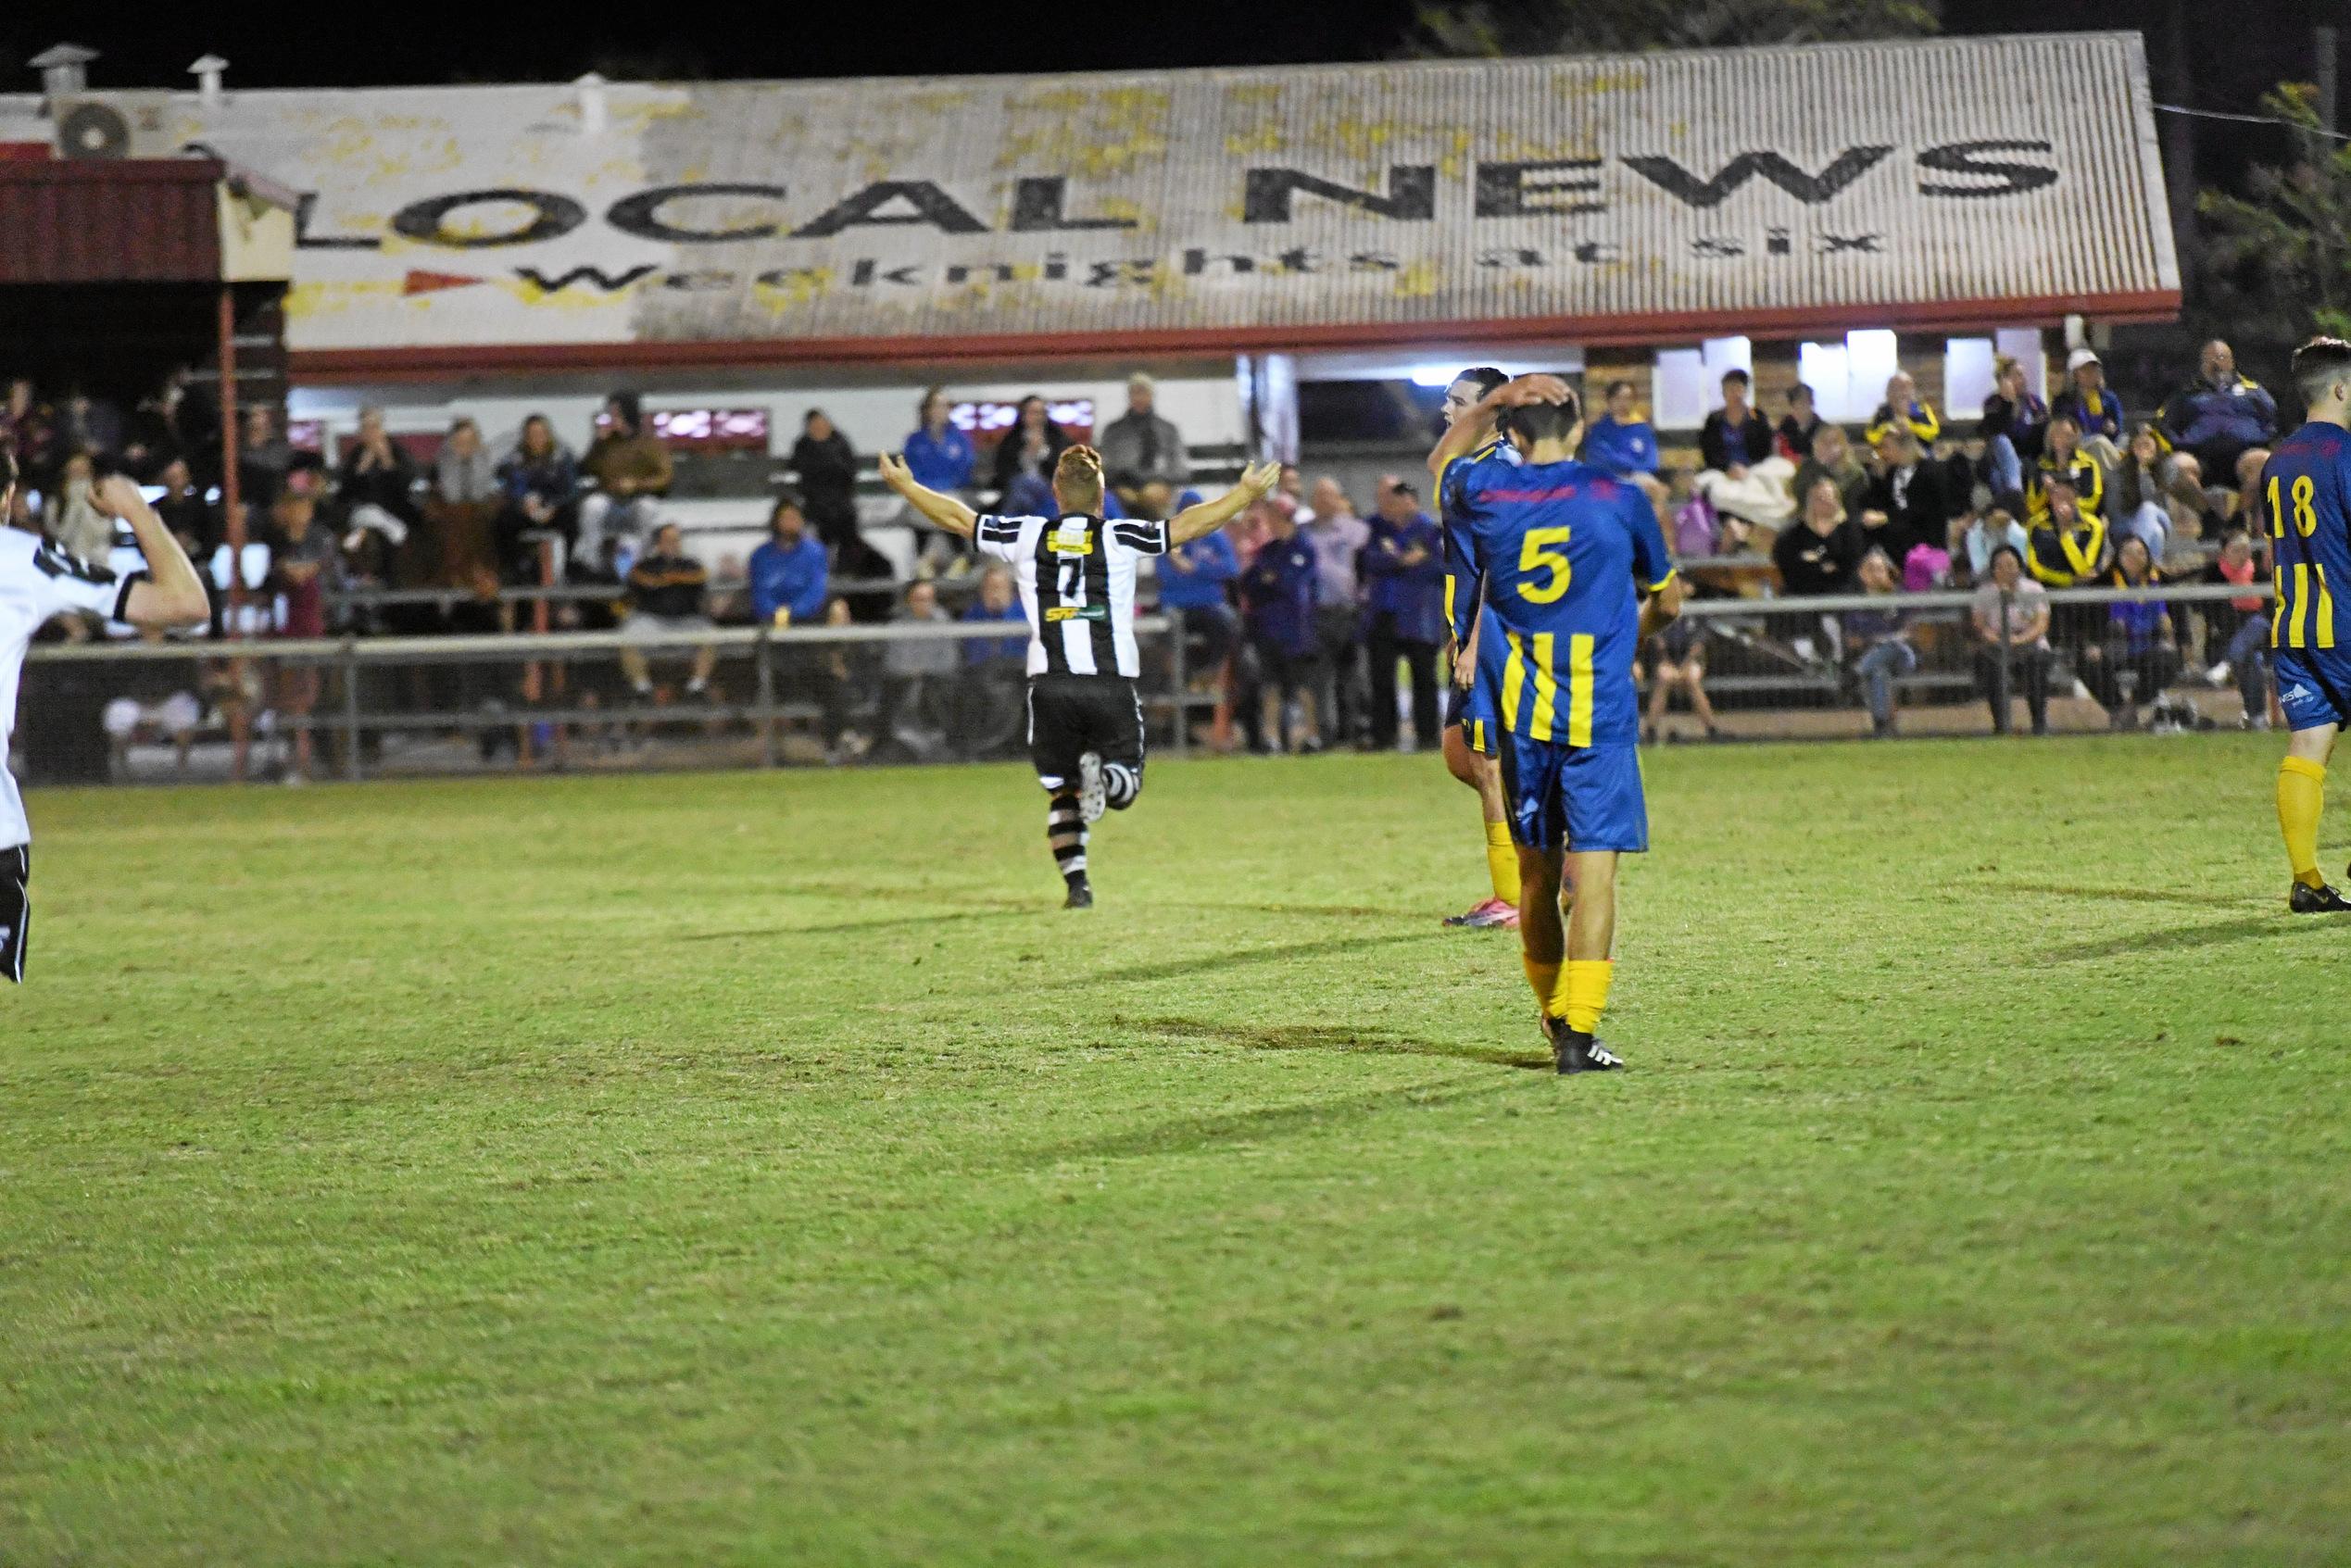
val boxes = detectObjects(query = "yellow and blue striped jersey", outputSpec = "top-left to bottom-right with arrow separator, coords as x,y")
1442,435 -> 1515,695
1441,452 -> 1673,749
2265,422 -> 2351,655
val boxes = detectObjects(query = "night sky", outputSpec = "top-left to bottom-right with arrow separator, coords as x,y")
0,0 -> 2342,193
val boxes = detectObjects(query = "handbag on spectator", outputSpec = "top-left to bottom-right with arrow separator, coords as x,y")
1673,492 -> 1720,558
1903,543 -> 1952,593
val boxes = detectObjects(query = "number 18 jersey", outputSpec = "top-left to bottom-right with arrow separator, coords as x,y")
2262,422 -> 2351,730
2264,422 -> 2351,657
1441,453 -> 1674,749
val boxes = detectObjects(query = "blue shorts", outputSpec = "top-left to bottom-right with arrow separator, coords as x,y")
1444,633 -> 1506,758
1496,733 -> 1648,854
1445,683 -> 1496,756
2274,648 -> 2351,733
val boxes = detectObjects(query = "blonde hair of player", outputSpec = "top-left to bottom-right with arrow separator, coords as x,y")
1053,445 -> 1106,515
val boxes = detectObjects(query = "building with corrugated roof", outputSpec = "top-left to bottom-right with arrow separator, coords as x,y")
0,32 -> 2176,562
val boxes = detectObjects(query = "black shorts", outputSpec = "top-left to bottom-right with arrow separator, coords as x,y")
1027,675 -> 1145,793
1,845 -> 26,985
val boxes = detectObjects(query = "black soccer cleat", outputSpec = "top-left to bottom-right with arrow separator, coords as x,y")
1542,1014 -> 1625,1074
2290,881 -> 2351,913
1062,878 -> 1094,910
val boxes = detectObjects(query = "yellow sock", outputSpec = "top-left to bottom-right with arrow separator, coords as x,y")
2280,756 -> 2328,889
1484,820 -> 1518,905
1562,960 -> 1615,1035
1522,955 -> 1561,1014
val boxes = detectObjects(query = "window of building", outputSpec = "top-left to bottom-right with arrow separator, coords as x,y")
1654,336 -> 1751,429
1796,330 -> 1900,422
1944,338 -> 1998,426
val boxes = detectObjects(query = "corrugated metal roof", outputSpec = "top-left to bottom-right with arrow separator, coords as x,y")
0,159 -> 223,284
0,33 -> 2181,368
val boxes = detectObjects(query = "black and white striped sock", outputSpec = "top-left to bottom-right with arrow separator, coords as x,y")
1102,761 -> 1140,811
1047,791 -> 1088,883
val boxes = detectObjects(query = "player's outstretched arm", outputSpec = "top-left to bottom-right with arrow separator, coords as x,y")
94,475 -> 208,630
877,453 -> 979,538
1426,373 -> 1573,483
1167,460 -> 1281,545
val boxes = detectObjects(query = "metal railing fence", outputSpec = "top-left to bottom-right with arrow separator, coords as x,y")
13,582 -> 2291,787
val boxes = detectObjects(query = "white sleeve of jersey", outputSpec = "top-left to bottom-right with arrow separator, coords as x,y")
973,514 -> 1043,564
23,538 -> 136,624
1105,519 -> 1170,558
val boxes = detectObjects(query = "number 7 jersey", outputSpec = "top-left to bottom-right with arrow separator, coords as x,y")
2263,422 -> 2351,659
1442,452 -> 1674,749
974,510 -> 1171,679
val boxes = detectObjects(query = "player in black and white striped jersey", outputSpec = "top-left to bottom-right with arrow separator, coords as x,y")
0,454 -> 210,982
880,444 -> 1278,907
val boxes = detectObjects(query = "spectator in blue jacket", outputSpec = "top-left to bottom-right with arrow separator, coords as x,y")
1235,505 -> 1319,753
1362,480 -> 1447,750
2082,534 -> 2181,728
959,563 -> 1027,667
1580,379 -> 1668,517
495,412 -> 581,583
1154,486 -> 1241,674
2158,339 -> 2279,497
747,494 -> 829,626
901,387 -> 975,492
954,564 -> 1029,757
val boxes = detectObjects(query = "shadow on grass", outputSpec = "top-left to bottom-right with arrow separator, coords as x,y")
2045,914 -> 2329,962
1186,899 -> 1430,920
1997,880 -> 2266,910
1139,1015 -> 1552,1072
1040,931 -> 1435,989
678,909 -> 1037,942
1019,1075 -> 1520,1168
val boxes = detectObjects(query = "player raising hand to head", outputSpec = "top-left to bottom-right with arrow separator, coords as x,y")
0,458 -> 209,982
1438,375 -> 1682,1072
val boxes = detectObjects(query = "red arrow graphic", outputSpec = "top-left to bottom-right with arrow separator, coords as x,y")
402,270 -> 485,296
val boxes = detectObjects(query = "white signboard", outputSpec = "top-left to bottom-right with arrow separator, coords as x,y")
0,31 -> 2179,371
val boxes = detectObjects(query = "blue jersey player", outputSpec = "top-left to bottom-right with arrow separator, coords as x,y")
2262,337 -> 2351,912
1434,366 -> 1525,931
1435,376 -> 1683,1073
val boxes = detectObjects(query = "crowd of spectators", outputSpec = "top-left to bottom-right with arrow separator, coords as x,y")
1586,339 -> 2288,738
0,338 -> 2302,778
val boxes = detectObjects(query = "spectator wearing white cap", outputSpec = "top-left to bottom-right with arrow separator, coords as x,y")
2052,347 -> 2126,464
1097,372 -> 1189,508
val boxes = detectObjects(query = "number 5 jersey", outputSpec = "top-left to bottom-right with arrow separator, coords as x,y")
1440,453 -> 1676,750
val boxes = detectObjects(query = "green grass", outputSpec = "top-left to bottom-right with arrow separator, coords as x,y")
4,737 -> 2348,1566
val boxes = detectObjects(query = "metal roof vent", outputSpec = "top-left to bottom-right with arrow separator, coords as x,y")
31,43 -> 97,109
189,55 -> 228,107
573,72 -> 608,136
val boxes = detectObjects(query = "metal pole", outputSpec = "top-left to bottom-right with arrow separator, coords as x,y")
756,626 -> 777,769
1167,615 -> 1188,759
2159,0 -> 2198,289
341,636 -> 362,782
216,284 -> 256,783
216,285 -> 243,592
1995,587 -> 2014,736
2320,27 -> 2340,137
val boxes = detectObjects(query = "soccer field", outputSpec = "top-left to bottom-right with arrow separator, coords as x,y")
5,737 -> 2347,1565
